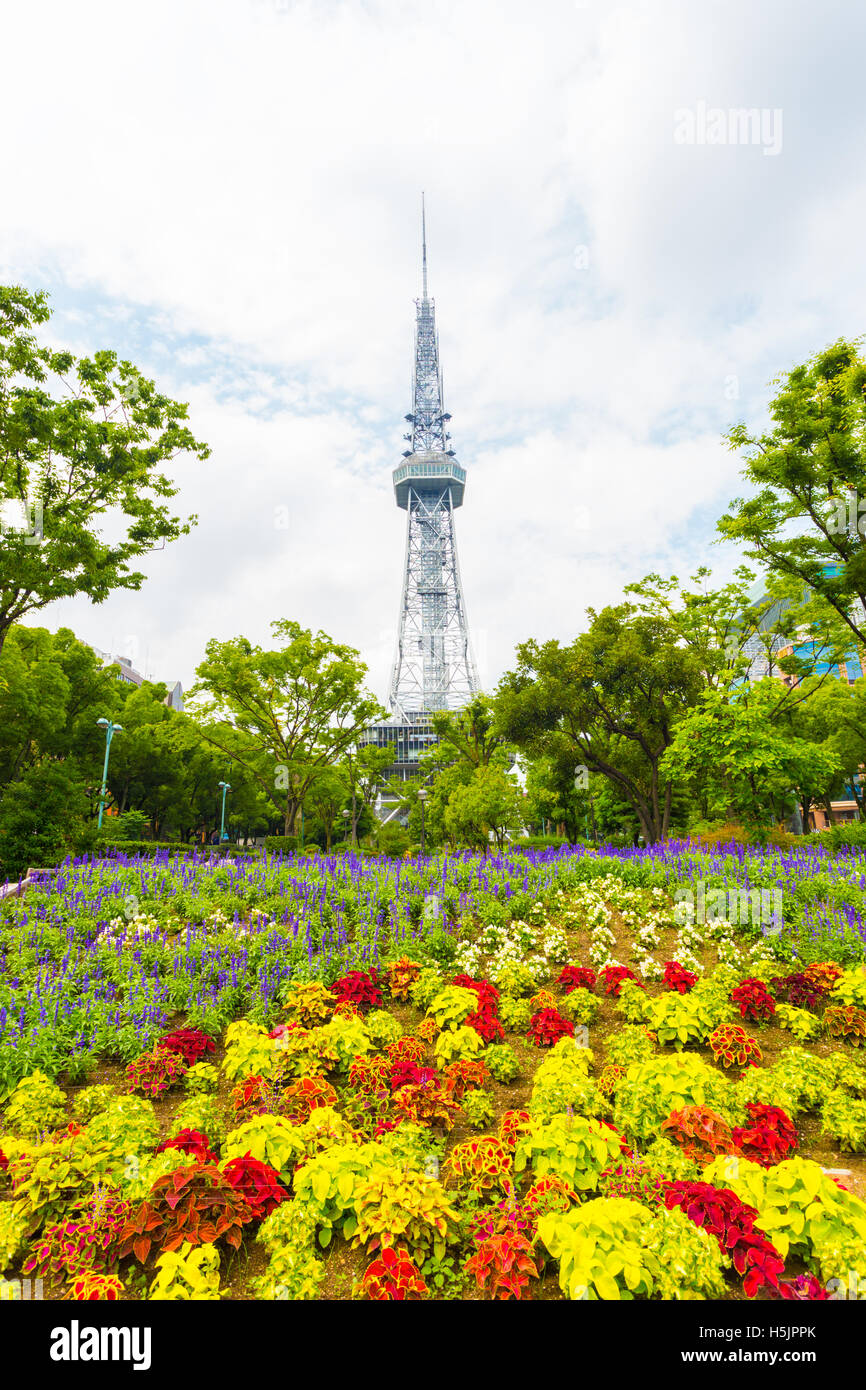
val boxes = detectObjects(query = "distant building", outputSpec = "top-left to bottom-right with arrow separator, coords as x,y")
742,576 -> 864,828
91,648 -> 184,712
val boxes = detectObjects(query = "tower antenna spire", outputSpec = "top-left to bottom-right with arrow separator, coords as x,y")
421,191 -> 428,299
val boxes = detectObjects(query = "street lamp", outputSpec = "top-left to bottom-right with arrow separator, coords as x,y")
218,781 -> 231,842
417,787 -> 428,857
341,808 -> 350,846
96,718 -> 123,830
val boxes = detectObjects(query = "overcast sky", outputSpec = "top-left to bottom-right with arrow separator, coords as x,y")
2,0 -> 865,702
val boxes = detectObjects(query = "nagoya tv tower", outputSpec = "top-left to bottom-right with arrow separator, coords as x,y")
363,197 -> 479,800
389,195 -> 478,720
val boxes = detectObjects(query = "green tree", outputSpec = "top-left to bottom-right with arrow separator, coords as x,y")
495,604 -> 705,843
0,286 -> 209,657
443,765 -> 526,850
188,621 -> 385,835
0,762 -> 87,879
717,338 -> 866,652
660,679 -> 840,837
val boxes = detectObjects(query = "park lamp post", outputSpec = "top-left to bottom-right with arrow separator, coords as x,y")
96,718 -> 123,830
218,781 -> 231,842
341,808 -> 350,846
417,787 -> 428,857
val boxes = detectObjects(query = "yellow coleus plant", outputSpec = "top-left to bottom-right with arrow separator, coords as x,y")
352,1166 -> 461,1263
149,1241 -> 221,1300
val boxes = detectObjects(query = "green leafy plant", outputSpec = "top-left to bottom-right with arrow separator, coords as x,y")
4,1071 -> 67,1138
528,1045 -> 604,1122
409,968 -> 446,1013
184,1063 -> 220,1095
538,1196 -> 726,1300
485,1044 -> 520,1084
606,1026 -> 656,1067
643,993 -> 722,1050
616,980 -> 649,1024
498,995 -> 532,1031
149,1240 -> 221,1300
364,1010 -> 403,1048
221,1026 -> 277,1083
0,1202 -> 29,1269
703,1155 -> 866,1284
820,1088 -> 866,1152
252,1201 -> 325,1300
461,1089 -> 496,1131
614,1054 -> 742,1145
71,1085 -> 116,1123
558,990 -> 600,1026
514,1114 -> 624,1193
433,1025 -> 486,1067
290,1141 -> 375,1247
352,1166 -> 461,1263
775,1004 -> 821,1042
427,986 -> 479,1029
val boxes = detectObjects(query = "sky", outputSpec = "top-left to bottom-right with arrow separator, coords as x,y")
2,0 -> 865,703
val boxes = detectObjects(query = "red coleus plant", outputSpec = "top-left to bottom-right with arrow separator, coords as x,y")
125,1045 -> 188,1098
360,1245 -> 428,1300
25,1189 -> 131,1283
600,1155 -> 667,1207
557,965 -> 596,994
349,1054 -> 392,1094
802,961 -> 843,996
278,1075 -> 338,1123
730,978 -> 776,1023
445,1137 -> 514,1196
596,1118 -> 630,1154
441,1058 -> 489,1099
222,1153 -> 287,1218
664,961 -> 698,994
464,1201 -> 539,1300
732,1104 -> 798,1167
155,1129 -> 218,1163
664,1181 -> 784,1298
521,1176 -> 578,1224
118,1163 -> 255,1263
527,1008 -> 574,1047
0,1148 -> 8,1175
393,1080 -> 461,1130
498,1109 -> 531,1152
599,965 -> 643,998
708,1022 -> 762,1070
824,1004 -> 866,1046
385,1035 -> 426,1066
158,1028 -> 215,1066
70,1272 -> 125,1300
465,1003 -> 505,1044
386,956 -> 423,1002
769,973 -> 823,1010
453,973 -> 500,1011
330,969 -> 383,1013
389,1062 -> 438,1092
661,1106 -> 741,1166
230,1075 -> 278,1117
776,1274 -> 830,1301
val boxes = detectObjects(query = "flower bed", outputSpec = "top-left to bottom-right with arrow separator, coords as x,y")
1,843 -> 865,1301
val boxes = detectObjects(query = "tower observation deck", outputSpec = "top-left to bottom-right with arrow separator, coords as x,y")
361,198 -> 479,808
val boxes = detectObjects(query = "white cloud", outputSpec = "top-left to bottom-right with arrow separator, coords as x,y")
2,0 -> 865,697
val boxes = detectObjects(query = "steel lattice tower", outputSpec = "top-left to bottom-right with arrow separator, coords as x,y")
388,197 -> 479,721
